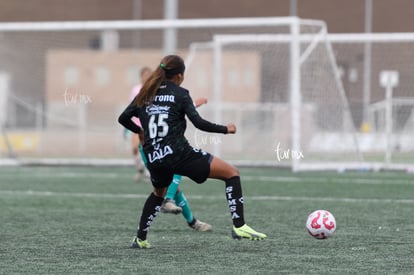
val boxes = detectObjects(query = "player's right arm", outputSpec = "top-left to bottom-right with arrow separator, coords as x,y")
118,103 -> 143,134
193,97 -> 208,108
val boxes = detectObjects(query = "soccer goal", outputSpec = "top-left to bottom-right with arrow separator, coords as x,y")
0,17 -> 413,171
185,31 -> 363,171
184,31 -> 414,172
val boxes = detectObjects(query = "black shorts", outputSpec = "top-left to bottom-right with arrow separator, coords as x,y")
148,148 -> 213,188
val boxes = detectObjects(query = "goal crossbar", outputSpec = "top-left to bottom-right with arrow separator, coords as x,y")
212,33 -> 414,44
0,17 -> 325,32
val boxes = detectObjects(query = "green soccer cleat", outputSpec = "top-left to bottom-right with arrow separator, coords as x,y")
231,224 -> 267,240
131,237 -> 151,249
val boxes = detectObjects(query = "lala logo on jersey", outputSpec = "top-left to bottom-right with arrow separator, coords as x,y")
148,145 -> 173,163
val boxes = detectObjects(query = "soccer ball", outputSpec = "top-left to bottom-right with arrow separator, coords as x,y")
306,210 -> 336,239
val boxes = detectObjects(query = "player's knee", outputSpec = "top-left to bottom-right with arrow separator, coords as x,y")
153,188 -> 166,198
194,177 -> 206,184
230,166 -> 240,177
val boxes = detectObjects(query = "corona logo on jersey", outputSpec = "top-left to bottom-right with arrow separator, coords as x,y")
154,95 -> 175,102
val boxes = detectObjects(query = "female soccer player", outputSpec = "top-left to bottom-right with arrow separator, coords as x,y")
118,55 -> 266,248
130,68 -> 211,232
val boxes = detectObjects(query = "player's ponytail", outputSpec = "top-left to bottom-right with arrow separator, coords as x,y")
134,55 -> 185,107
134,65 -> 165,106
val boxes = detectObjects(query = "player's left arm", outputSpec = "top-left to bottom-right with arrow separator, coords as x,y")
183,92 -> 228,134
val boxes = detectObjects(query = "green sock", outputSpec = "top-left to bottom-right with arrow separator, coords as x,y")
174,190 -> 194,224
165,174 -> 181,200
138,144 -> 148,167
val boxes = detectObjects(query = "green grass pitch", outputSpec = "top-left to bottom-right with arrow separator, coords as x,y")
1,166 -> 414,274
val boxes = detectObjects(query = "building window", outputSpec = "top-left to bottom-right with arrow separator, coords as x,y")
127,66 -> 140,86
244,68 -> 254,87
196,68 -> 208,87
64,66 -> 79,85
95,66 -> 110,86
228,69 -> 239,87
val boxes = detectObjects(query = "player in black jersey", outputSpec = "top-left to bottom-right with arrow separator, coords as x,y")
118,54 -> 266,248
128,67 -> 212,232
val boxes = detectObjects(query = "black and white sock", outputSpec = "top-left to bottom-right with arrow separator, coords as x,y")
137,192 -> 164,240
225,176 -> 245,228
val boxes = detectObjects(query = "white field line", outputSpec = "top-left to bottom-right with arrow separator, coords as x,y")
0,190 -> 148,199
243,176 -> 414,185
1,172 -> 128,179
3,172 -> 413,185
0,190 -> 413,204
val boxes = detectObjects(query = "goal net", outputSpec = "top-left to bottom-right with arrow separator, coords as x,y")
331,33 -> 414,171
1,17 -> 412,171
184,31 -> 362,171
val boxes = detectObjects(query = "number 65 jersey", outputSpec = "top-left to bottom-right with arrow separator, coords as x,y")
118,81 -> 228,166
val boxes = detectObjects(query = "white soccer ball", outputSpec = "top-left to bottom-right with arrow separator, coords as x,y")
306,210 -> 336,239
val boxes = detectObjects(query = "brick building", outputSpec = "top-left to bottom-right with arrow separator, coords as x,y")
1,0 -> 414,32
